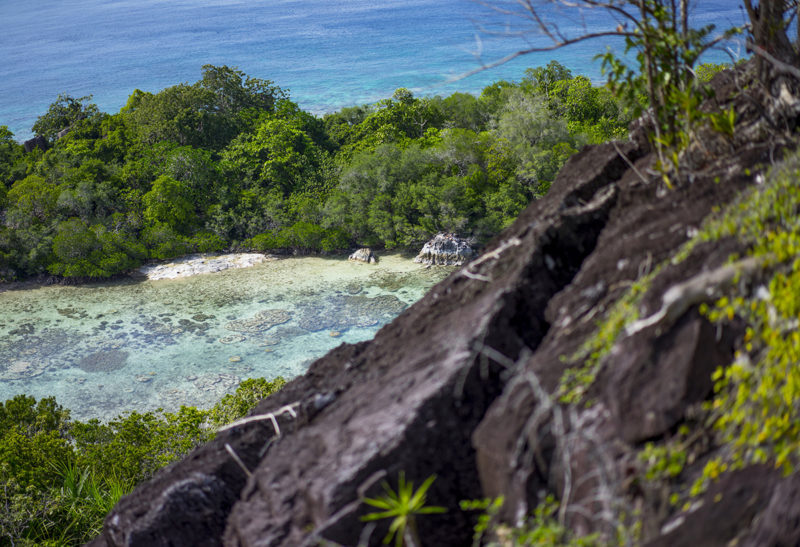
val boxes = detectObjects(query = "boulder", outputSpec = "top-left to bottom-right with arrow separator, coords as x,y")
23,135 -> 48,153
92,140 -> 630,547
91,61 -> 800,547
348,247 -> 377,264
413,233 -> 474,266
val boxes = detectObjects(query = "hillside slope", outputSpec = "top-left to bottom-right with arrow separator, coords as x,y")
89,60 -> 800,546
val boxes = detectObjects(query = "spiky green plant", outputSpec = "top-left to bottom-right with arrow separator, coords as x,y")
361,473 -> 446,547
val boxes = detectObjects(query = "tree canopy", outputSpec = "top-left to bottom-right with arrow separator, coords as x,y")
0,62 -> 632,280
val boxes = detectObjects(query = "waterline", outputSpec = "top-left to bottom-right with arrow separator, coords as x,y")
0,254 -> 450,421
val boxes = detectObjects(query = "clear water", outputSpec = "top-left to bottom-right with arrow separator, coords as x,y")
0,0 -> 746,140
0,255 -> 450,421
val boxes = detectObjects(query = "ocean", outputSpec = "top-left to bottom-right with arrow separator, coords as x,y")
1,0 -> 746,141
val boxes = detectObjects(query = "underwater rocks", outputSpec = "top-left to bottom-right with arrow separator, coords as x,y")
0,360 -> 46,380
218,333 -> 247,345
225,309 -> 291,333
413,232 -> 475,266
366,268 -> 448,291
156,373 -> 241,410
194,373 -> 239,393
78,349 -> 130,373
296,294 -> 406,332
57,307 -> 89,320
136,253 -> 269,280
348,248 -> 378,264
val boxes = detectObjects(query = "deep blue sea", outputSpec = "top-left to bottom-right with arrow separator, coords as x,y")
1,0 -> 746,141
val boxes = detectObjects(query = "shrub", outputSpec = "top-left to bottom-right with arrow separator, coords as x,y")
208,377 -> 287,428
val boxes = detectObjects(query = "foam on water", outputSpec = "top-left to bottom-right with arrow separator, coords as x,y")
0,255 -> 450,421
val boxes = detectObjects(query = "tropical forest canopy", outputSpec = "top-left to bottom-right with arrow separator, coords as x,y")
0,62 -> 634,280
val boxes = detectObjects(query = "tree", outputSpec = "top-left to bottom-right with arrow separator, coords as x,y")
32,94 -> 100,142
199,64 -> 285,115
435,92 -> 491,132
48,219 -> 144,277
142,175 -> 196,233
0,126 -> 25,197
495,89 -> 574,193
6,175 -> 59,227
475,1 -> 742,182
743,0 -> 800,84
522,60 -> 573,96
122,65 -> 287,149
222,116 -> 323,195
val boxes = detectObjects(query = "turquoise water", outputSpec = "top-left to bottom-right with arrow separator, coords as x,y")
0,255 -> 450,421
1,0 -> 746,140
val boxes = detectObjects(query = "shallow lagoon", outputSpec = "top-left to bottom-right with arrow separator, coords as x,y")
0,255 -> 450,421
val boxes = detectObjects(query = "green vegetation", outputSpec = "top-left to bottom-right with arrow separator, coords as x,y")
0,62 -> 629,282
0,376 -> 285,544
361,473 -> 446,547
553,147 -> 800,534
460,495 -> 600,546
567,149 -> 800,506
698,152 -> 800,480
595,1 -> 741,185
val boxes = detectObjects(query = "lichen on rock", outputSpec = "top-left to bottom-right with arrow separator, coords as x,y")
348,248 -> 378,264
413,233 -> 475,266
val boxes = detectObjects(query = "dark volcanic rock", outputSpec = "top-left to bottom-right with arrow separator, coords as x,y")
23,134 -> 48,153
740,473 -> 800,547
602,309 -> 738,444
92,140 -> 630,547
92,62 -> 800,547
644,466 -> 780,547
471,62 -> 800,542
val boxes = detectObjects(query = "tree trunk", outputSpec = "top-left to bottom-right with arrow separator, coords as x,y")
744,0 -> 799,84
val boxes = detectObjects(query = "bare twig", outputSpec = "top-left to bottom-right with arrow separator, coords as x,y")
625,254 -> 768,336
747,41 -> 800,81
224,443 -> 253,478
458,236 -> 522,283
217,402 -> 300,435
612,141 -> 649,185
450,30 -> 631,83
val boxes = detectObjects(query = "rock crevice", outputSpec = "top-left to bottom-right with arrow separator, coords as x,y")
92,62 -> 800,547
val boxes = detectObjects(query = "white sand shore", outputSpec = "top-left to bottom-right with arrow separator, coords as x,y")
136,253 -> 272,280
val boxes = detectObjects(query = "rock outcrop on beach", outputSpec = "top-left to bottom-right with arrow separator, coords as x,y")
90,63 -> 800,546
413,233 -> 474,266
348,248 -> 378,264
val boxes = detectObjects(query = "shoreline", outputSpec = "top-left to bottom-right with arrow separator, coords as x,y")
0,252 -> 277,293
134,253 -> 274,281
0,251 -> 448,422
0,249 -> 427,293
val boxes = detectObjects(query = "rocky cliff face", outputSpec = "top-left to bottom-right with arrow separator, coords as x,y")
90,63 -> 800,546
